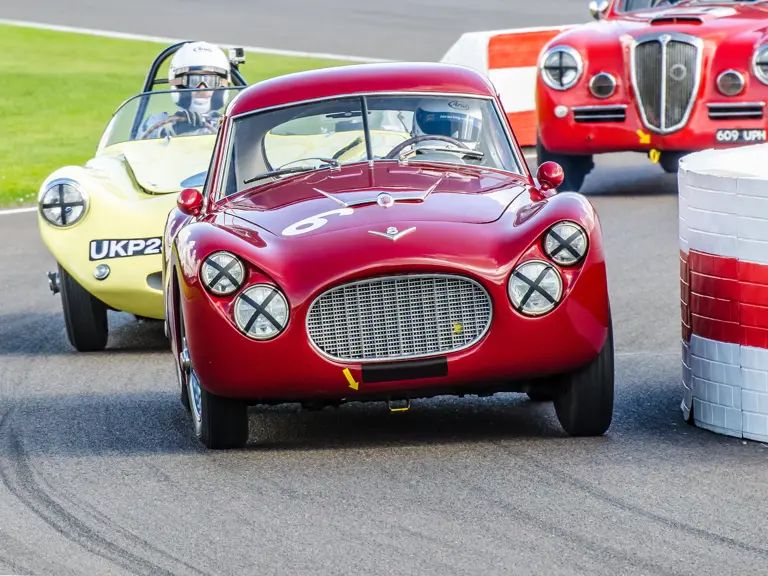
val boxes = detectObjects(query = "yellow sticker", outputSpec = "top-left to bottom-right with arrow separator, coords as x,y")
649,149 -> 661,163
636,129 -> 651,145
452,322 -> 463,335
342,368 -> 359,390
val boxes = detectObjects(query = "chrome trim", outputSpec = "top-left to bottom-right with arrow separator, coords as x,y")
305,273 -> 493,363
716,69 -> 745,97
630,32 -> 704,135
707,101 -> 764,120
215,90 -> 528,203
706,102 -> 766,108
572,104 -> 627,122
539,45 -> 584,91
588,72 -> 617,99
38,177 -> 90,228
752,44 -> 768,86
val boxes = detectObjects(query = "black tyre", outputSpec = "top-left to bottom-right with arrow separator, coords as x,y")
526,391 -> 553,402
553,318 -> 614,436
536,134 -> 594,193
659,151 -> 687,174
58,263 -> 109,352
178,300 -> 248,449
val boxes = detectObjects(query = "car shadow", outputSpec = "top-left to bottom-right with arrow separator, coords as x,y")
0,311 -> 170,356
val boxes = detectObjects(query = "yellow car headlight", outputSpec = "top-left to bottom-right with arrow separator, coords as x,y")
38,178 -> 88,227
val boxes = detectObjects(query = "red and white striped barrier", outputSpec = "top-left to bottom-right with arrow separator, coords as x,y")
679,144 -> 768,442
441,25 -> 576,147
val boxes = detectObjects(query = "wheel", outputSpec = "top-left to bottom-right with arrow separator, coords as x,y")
536,134 -> 594,192
526,391 -> 553,402
659,151 -> 687,174
58,263 -> 109,351
177,300 -> 248,449
553,317 -> 614,436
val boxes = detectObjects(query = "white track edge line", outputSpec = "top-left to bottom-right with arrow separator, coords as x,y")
0,207 -> 37,216
0,18 -> 389,63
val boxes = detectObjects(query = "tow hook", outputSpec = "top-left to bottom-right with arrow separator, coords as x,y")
387,398 -> 411,412
47,271 -> 59,294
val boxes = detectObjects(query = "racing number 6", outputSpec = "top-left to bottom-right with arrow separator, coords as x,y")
281,208 -> 354,236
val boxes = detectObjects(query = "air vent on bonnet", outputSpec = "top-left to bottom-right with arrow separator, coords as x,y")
651,16 -> 702,25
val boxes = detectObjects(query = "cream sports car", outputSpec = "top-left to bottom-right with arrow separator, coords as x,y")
38,41 -> 248,351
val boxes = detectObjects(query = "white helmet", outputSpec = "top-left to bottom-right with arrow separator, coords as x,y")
168,41 -> 231,114
412,98 -> 483,149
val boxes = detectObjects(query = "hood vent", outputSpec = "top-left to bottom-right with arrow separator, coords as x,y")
651,15 -> 702,25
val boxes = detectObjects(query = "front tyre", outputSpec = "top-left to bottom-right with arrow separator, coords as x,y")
536,134 -> 594,193
178,301 -> 248,449
553,317 -> 614,436
58,264 -> 109,351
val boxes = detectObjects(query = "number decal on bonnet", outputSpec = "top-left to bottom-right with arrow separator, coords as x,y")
89,237 -> 162,260
281,208 -> 354,236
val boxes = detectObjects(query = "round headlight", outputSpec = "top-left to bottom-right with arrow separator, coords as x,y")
200,251 -> 245,295
716,69 -> 745,96
508,261 -> 563,316
38,178 -> 87,227
544,221 -> 588,266
234,285 -> 289,340
752,45 -> 768,85
540,46 -> 583,91
589,72 -> 616,99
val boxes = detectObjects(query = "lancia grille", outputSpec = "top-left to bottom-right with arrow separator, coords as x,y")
632,33 -> 702,134
306,274 -> 492,362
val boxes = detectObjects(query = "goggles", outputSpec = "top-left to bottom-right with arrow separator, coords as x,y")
170,66 -> 229,89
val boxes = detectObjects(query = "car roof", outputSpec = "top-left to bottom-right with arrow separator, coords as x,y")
228,62 -> 499,116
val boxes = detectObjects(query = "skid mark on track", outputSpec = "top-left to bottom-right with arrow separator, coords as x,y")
521,456 -> 768,559
0,409 -> 209,576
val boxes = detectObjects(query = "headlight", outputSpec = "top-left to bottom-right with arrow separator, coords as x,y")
540,46 -> 583,91
589,72 -> 616,99
38,178 -> 87,227
716,70 -> 745,96
200,251 -> 245,295
544,221 -> 588,266
234,285 -> 289,340
508,260 -> 563,316
752,44 -> 768,85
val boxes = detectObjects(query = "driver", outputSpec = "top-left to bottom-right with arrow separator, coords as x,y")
409,98 -> 483,155
141,41 -> 232,138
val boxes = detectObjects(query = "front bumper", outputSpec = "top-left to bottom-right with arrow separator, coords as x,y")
537,92 -> 767,156
181,253 -> 610,402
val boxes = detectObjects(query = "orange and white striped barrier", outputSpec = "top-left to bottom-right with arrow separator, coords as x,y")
441,25 -> 577,148
679,144 -> 768,442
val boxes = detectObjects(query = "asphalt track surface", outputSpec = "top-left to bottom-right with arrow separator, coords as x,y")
2,2 -> 768,575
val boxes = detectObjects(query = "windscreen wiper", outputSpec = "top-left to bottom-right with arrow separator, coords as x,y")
243,157 -> 340,185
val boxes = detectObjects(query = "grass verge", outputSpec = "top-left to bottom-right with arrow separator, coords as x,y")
0,24 -> 349,207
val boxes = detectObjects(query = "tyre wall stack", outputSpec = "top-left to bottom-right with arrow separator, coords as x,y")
679,143 -> 768,442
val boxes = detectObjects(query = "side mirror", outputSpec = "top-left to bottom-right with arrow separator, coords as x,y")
536,161 -> 565,192
589,0 -> 609,20
178,188 -> 203,217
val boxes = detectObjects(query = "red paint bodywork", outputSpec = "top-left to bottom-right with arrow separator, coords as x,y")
537,0 -> 768,155
163,62 -> 611,403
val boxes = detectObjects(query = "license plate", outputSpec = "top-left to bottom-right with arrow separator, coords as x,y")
89,237 -> 162,260
715,129 -> 767,143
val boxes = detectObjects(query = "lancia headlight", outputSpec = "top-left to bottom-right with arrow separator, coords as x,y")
38,178 -> 87,227
752,44 -> 768,85
540,46 -> 583,91
200,251 -> 245,295
234,285 -> 289,340
544,221 -> 588,266
508,260 -> 563,316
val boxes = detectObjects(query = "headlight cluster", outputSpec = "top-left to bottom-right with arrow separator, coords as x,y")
540,46 -> 583,91
38,178 -> 88,227
507,221 -> 588,316
200,251 -> 289,340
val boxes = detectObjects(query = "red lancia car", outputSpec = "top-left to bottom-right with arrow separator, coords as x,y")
162,62 -> 614,448
536,0 -> 768,191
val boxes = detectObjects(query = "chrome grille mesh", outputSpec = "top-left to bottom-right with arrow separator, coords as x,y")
633,34 -> 701,134
306,274 -> 492,362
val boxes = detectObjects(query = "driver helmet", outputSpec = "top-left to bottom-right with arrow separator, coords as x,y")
411,98 -> 483,150
169,41 -> 232,114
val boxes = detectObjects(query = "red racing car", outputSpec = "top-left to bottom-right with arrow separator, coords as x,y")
162,62 -> 614,448
536,0 -> 768,191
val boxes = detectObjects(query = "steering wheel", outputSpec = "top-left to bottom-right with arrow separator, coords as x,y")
139,115 -> 217,140
383,134 -> 470,159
